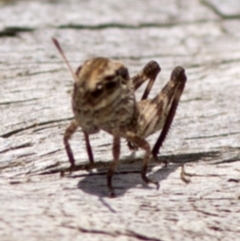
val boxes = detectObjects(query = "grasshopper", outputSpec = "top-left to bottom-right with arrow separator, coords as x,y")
52,38 -> 187,197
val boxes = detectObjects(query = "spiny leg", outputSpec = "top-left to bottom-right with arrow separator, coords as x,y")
63,120 -> 78,172
131,60 -> 161,100
83,131 -> 95,167
151,97 -> 178,158
126,132 -> 159,189
107,136 -> 120,197
152,66 -> 187,157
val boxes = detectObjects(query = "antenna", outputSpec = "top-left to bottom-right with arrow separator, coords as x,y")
52,38 -> 78,82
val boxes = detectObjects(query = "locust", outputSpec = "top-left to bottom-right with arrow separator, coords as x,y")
52,38 -> 187,197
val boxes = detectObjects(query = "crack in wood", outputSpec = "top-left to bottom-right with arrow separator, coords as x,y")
15,68 -> 64,77
228,178 -> 239,183
201,0 -> 240,19
0,142 -> 33,154
214,156 -> 240,164
0,26 -> 34,37
0,98 -> 39,106
61,223 -> 162,241
1,117 -> 73,138
0,19 -> 223,40
58,19 -> 218,30
185,131 -> 240,140
192,203 -> 220,217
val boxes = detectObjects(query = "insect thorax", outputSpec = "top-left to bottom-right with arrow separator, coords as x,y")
72,83 -> 136,135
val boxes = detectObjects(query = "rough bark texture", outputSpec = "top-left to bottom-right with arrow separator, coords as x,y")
1,0 -> 240,240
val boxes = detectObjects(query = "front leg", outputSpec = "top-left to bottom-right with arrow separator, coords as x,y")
128,61 -> 161,150
64,120 -> 95,172
131,60 -> 161,100
63,120 -> 78,172
83,131 -> 95,167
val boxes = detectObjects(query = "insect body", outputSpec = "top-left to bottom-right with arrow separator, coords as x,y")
52,38 -> 187,197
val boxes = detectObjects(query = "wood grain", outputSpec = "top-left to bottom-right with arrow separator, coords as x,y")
1,0 -> 240,240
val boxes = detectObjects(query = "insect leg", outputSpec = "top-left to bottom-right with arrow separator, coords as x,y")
63,120 -> 78,172
107,136 -> 120,197
151,66 -> 187,157
131,60 -> 161,100
128,61 -> 161,150
83,131 -> 95,167
126,132 -> 159,189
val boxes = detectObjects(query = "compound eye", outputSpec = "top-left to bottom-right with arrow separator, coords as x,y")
105,81 -> 118,90
91,89 -> 102,98
105,75 -> 116,82
116,67 -> 129,80
90,84 -> 103,98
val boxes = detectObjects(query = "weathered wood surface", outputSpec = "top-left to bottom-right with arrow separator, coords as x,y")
0,0 -> 240,240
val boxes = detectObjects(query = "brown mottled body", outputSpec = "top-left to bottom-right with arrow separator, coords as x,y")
72,57 -> 136,136
53,38 -> 187,197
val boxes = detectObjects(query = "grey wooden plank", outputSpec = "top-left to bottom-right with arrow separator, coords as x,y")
0,0 -> 240,240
